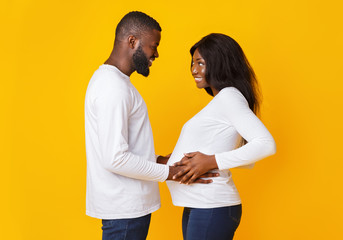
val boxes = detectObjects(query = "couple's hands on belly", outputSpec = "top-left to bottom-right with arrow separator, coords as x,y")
172,152 -> 219,184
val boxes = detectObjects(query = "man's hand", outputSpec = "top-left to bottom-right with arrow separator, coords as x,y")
172,151 -> 218,184
167,165 -> 218,184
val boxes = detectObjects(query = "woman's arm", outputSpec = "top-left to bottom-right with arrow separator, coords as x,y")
174,90 -> 276,184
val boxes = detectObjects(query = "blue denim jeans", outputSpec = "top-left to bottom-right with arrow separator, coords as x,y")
182,205 -> 242,240
102,214 -> 151,240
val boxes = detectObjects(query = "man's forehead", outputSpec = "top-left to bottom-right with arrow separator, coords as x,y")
141,29 -> 161,42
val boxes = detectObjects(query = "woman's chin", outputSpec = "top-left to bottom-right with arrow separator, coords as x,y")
195,82 -> 208,89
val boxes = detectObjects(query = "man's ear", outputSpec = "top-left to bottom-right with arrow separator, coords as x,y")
128,35 -> 139,49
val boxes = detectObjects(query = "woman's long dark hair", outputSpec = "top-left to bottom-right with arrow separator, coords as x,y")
190,33 -> 260,115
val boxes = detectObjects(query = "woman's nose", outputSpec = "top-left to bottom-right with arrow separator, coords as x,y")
192,66 -> 198,75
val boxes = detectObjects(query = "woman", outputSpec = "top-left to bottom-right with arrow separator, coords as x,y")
166,33 -> 276,240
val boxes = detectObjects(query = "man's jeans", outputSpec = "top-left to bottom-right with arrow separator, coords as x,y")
102,214 -> 151,240
182,205 -> 242,240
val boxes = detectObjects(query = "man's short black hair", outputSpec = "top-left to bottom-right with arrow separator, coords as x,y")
115,11 -> 162,40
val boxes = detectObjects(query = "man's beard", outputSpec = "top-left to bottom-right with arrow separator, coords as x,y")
133,45 -> 150,77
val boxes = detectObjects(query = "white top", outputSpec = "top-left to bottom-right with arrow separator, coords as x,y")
167,87 -> 276,208
85,64 -> 169,219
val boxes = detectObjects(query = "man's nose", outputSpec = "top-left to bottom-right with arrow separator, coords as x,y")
154,50 -> 159,58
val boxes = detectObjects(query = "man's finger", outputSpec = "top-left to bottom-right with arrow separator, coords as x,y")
173,166 -> 191,179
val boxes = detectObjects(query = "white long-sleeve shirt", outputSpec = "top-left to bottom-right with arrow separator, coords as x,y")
167,87 -> 276,208
85,64 -> 169,219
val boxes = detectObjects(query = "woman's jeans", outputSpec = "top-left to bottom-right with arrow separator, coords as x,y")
101,214 -> 151,240
182,205 -> 242,240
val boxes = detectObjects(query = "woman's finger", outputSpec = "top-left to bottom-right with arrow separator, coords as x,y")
184,152 -> 197,157
186,173 -> 200,184
199,172 -> 219,178
180,171 -> 194,184
193,178 -> 213,184
173,157 -> 189,166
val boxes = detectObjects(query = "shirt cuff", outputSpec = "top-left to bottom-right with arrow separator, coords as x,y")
215,153 -> 227,170
160,164 -> 169,182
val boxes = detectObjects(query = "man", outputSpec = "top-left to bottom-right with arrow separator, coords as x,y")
85,12 -> 216,240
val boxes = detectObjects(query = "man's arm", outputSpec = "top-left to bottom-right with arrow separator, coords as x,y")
94,87 -> 169,182
156,155 -> 170,165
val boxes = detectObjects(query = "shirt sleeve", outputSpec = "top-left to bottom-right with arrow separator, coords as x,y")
215,90 -> 276,170
94,86 -> 169,182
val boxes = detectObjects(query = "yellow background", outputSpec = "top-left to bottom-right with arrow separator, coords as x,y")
2,0 -> 343,239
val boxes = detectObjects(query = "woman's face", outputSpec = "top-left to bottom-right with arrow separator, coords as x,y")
191,48 -> 209,89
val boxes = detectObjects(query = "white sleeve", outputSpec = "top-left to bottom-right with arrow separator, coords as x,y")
215,91 -> 276,170
94,87 -> 169,182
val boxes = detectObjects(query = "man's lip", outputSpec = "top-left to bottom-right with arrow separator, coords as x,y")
149,59 -> 154,67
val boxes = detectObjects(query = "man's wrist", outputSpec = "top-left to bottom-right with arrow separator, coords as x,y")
157,156 -> 168,164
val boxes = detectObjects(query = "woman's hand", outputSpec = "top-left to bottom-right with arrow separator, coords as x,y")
173,151 -> 218,184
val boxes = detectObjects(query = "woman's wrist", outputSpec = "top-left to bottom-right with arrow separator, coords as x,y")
208,154 -> 218,170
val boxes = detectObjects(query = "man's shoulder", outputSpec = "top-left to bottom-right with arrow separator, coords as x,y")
94,67 -> 129,85
89,68 -> 132,95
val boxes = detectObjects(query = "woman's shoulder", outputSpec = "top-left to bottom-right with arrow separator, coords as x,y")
216,87 -> 247,103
